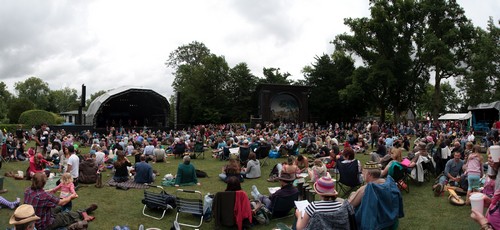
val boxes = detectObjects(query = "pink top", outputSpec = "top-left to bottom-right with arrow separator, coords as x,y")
488,194 -> 500,229
466,154 -> 482,176
49,182 -> 76,199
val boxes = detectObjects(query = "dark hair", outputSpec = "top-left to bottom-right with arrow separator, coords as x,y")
225,176 -> 242,191
67,145 -> 75,153
343,147 -> 355,160
297,154 -> 304,161
140,154 -> 146,161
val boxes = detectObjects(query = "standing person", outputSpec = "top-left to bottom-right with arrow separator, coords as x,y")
370,120 -> 379,150
65,145 -> 80,188
464,145 -> 483,204
34,122 -> 48,155
46,173 -> 78,212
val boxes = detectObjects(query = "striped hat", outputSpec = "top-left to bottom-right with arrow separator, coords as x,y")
313,177 -> 338,196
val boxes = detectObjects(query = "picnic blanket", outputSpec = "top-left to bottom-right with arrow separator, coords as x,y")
161,178 -> 196,187
106,177 -> 150,189
43,176 -> 61,190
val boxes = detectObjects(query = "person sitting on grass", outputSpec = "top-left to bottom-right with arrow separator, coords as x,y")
134,154 -> 154,184
295,177 -> 347,230
308,159 -> 327,183
78,153 -> 98,184
153,145 -> 166,163
348,161 -> 386,209
380,147 -> 403,178
268,156 -> 300,182
296,155 -> 309,173
219,158 -> 243,182
28,153 -> 52,179
175,156 -> 201,187
432,151 -> 464,196
9,204 -> 40,230
113,150 -> 132,183
24,172 -> 97,230
0,195 -> 20,209
242,152 -> 261,179
251,172 -> 299,211
225,176 -> 243,192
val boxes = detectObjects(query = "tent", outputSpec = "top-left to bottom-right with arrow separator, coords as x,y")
438,112 -> 472,121
467,101 -> 500,132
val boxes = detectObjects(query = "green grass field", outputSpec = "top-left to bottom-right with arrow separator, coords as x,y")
0,145 -> 480,229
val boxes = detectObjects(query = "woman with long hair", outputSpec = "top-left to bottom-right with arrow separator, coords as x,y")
113,150 -> 131,182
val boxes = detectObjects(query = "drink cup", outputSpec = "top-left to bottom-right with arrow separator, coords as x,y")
470,193 -> 484,214
490,145 -> 500,162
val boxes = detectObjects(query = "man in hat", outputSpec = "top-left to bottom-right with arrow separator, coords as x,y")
10,204 -> 40,230
348,161 -> 386,208
250,172 -> 299,211
24,172 -> 97,230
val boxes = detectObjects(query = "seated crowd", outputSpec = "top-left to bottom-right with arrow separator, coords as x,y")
2,119 -> 499,229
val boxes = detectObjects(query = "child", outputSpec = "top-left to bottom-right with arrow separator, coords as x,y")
309,159 -> 327,183
465,145 -> 483,204
47,173 -> 78,212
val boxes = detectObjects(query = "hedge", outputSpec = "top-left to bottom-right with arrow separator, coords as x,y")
18,110 -> 60,128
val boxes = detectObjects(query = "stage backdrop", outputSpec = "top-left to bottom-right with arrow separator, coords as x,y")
257,84 -> 309,123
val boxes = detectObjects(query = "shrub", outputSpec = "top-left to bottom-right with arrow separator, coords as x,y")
18,110 -> 57,127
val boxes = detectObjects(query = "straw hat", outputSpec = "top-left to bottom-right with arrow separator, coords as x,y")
364,161 -> 381,169
9,204 -> 40,225
313,177 -> 338,196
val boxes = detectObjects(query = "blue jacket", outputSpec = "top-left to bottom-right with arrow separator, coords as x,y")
355,176 -> 404,230
134,161 -> 154,184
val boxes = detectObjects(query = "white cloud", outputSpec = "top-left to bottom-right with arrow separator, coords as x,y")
0,0 -> 497,99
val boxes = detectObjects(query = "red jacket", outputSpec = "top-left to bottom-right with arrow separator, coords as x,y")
234,190 -> 252,230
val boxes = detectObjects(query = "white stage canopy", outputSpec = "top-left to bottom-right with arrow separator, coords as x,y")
438,112 -> 472,121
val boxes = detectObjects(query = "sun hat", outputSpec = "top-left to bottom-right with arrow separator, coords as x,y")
277,172 -> 296,182
9,204 -> 40,225
313,177 -> 338,196
364,161 -> 381,169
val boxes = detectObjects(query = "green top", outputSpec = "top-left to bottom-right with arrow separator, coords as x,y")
175,163 -> 198,185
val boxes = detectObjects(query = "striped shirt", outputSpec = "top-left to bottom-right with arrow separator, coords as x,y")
305,200 -> 342,217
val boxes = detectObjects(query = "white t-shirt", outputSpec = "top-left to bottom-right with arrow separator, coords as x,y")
67,154 -> 80,179
95,151 -> 105,166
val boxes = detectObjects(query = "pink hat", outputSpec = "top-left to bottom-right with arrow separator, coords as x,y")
314,177 -> 338,196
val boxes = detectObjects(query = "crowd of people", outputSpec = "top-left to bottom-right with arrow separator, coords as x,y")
1,119 -> 500,229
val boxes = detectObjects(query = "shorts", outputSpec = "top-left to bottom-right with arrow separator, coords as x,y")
467,174 -> 481,191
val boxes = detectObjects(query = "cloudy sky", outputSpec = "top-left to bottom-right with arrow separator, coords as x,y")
0,0 -> 498,99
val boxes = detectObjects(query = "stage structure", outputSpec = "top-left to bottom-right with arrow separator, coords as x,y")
85,86 -> 170,128
256,84 -> 309,123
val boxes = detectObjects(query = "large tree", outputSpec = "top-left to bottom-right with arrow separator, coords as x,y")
14,77 -> 50,110
303,52 -> 357,123
166,42 -> 231,123
227,63 -> 259,121
47,87 -> 80,113
417,0 -> 475,120
334,0 -> 428,122
457,18 -> 500,108
259,67 -> 293,85
8,98 -> 35,124
0,82 -> 12,123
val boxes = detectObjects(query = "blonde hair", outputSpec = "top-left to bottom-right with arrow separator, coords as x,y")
61,173 -> 73,184
314,159 -> 323,167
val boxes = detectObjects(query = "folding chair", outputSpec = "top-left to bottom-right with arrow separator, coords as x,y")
239,146 -> 251,166
175,189 -> 204,228
388,162 -> 409,193
336,160 -> 363,198
193,142 -> 205,159
270,191 -> 300,218
257,145 -> 271,167
141,186 -> 175,220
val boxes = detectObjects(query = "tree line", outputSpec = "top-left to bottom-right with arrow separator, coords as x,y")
0,0 -> 498,126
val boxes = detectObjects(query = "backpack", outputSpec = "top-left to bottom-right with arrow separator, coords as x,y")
196,169 -> 208,178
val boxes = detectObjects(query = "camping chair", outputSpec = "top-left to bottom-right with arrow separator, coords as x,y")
175,189 -> 204,228
212,191 -> 252,229
336,159 -> 363,198
141,186 -> 175,220
239,146 -> 251,166
270,191 -> 300,218
1,144 -> 9,163
388,162 -> 410,193
193,142 -> 205,159
257,144 -> 271,167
